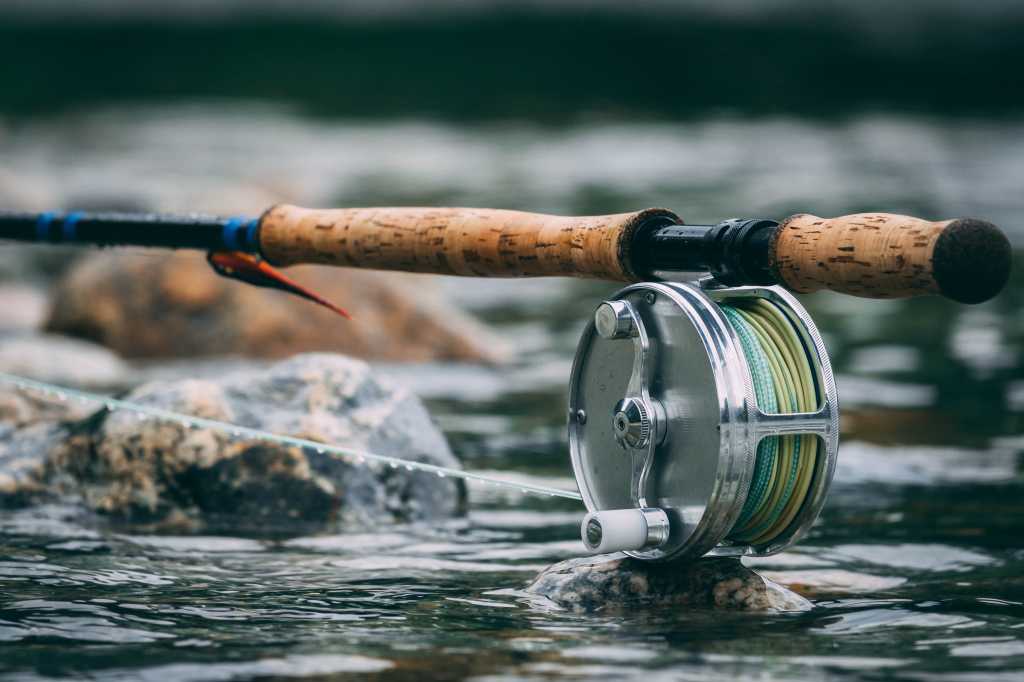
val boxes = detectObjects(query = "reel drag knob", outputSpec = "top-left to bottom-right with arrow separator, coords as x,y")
612,397 -> 651,449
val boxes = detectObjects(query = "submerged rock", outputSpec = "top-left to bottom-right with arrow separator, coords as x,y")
0,353 -> 466,531
45,251 -> 507,363
526,554 -> 812,612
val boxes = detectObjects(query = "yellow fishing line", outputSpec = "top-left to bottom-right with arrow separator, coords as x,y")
736,308 -> 800,538
751,301 -> 819,540
720,306 -> 779,529
723,298 -> 820,545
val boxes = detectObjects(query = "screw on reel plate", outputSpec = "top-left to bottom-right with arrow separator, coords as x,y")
568,280 -> 839,562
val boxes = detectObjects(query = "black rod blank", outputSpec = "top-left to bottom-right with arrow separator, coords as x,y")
0,210 -> 261,253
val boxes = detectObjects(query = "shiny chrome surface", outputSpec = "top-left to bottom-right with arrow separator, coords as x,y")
640,507 -> 671,548
612,397 -> 653,450
594,299 -> 637,340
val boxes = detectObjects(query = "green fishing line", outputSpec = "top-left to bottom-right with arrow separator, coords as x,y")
734,306 -> 802,542
722,298 -> 820,545
721,306 -> 778,528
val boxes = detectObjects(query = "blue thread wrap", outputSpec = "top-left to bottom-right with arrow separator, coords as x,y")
221,217 -> 244,251
62,212 -> 83,242
35,212 -> 55,242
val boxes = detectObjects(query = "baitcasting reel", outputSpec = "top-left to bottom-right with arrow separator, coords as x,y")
568,280 -> 838,561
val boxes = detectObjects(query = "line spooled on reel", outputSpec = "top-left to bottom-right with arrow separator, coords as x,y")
0,204 -> 1011,563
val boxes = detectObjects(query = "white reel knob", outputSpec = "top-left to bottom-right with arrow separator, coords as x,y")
581,508 -> 671,554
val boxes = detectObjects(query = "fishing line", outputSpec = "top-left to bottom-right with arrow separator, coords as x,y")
720,298 -> 819,545
0,371 -> 583,502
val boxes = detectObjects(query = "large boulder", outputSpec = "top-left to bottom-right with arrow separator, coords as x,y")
44,251 -> 507,363
526,554 -> 812,612
0,353 -> 466,532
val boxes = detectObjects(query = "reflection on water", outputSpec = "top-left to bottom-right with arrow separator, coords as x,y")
0,104 -> 1022,680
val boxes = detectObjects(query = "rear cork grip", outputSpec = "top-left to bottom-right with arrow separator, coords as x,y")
771,213 -> 1011,304
258,204 -> 680,281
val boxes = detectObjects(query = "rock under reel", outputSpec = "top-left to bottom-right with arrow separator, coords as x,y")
568,280 -> 838,561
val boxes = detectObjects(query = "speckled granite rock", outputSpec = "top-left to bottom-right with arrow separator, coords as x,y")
526,554 -> 812,612
45,251 -> 507,363
0,369 -> 102,508
0,421 -> 70,507
0,379 -> 97,428
0,353 -> 466,531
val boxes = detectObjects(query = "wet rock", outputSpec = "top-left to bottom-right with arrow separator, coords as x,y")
0,371 -> 97,508
0,382 -> 96,428
1,353 -> 466,532
761,569 -> 907,597
0,421 -> 68,507
45,251 -> 507,363
526,554 -> 812,612
0,334 -> 133,390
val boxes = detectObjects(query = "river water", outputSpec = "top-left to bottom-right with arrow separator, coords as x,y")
1,7 -> 1023,677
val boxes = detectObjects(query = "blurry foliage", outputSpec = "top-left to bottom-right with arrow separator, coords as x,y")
0,10 -> 1022,121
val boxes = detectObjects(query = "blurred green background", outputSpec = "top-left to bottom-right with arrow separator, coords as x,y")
2,1 -> 1024,121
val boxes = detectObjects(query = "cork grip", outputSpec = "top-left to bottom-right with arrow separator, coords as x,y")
258,204 -> 680,281
772,213 -> 1011,304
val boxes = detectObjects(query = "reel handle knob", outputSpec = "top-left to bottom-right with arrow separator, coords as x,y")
773,213 -> 1011,304
594,300 -> 638,339
581,508 -> 670,554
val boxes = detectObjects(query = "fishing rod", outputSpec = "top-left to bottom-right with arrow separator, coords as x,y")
0,204 -> 1013,563
0,205 -> 1011,303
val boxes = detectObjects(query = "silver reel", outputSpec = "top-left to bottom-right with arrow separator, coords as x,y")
568,280 -> 839,561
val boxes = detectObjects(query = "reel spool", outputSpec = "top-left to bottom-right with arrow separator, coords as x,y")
568,280 -> 838,561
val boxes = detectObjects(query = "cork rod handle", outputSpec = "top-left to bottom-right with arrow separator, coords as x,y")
772,213 -> 1011,304
258,204 -> 679,281
256,205 -> 1010,303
